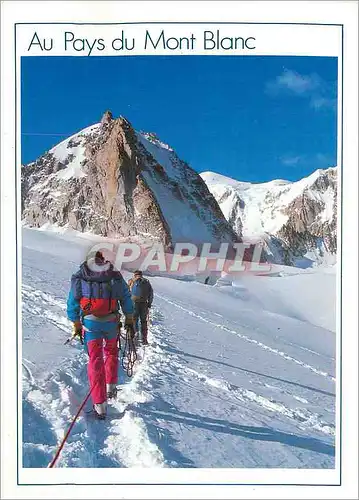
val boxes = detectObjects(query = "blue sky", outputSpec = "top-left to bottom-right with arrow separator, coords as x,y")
21,55 -> 337,182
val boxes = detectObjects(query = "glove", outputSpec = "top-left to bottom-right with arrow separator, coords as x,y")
71,320 -> 83,344
147,303 -> 152,309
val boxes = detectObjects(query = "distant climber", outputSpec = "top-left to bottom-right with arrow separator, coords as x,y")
128,270 -> 153,346
67,251 -> 134,419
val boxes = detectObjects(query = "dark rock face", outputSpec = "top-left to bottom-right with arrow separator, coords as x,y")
21,114 -> 237,249
275,169 -> 337,264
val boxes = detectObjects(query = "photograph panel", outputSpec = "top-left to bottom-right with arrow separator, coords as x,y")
20,53 -> 337,471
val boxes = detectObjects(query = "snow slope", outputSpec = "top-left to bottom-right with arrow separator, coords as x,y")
227,269 -> 336,333
22,228 -> 336,469
137,132 -> 229,244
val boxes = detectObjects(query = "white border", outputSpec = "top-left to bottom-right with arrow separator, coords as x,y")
14,23 -> 342,483
1,1 -> 358,499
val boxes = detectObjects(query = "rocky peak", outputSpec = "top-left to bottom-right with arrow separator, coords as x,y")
101,110 -> 113,125
21,115 -> 237,249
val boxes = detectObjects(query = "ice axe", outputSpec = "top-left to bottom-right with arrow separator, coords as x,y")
64,329 -> 84,345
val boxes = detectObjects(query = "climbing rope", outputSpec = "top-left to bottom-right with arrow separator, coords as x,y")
47,355 -> 109,468
120,325 -> 138,377
48,319 -> 144,467
48,387 -> 93,467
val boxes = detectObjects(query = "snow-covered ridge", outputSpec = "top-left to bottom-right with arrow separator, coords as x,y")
137,132 -> 182,184
201,167 -> 337,267
139,131 -> 174,152
201,168 -> 337,233
202,171 -> 292,190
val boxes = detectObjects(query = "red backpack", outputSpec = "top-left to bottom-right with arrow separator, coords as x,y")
79,279 -> 118,317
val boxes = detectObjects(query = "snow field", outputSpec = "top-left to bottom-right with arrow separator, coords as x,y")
22,229 -> 336,468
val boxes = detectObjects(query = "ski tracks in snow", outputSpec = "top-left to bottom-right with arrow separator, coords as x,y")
22,284 -> 71,333
180,366 -> 335,437
156,293 -> 336,382
153,293 -> 335,441
149,321 -> 335,440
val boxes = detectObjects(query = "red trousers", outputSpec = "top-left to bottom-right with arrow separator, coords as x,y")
87,337 -> 118,404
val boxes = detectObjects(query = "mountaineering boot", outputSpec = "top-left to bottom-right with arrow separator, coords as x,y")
93,402 -> 107,420
106,383 -> 118,399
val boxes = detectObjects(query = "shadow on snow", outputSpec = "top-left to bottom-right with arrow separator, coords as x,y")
139,405 -> 335,460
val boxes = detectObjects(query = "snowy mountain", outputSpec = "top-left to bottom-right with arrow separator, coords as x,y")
201,168 -> 337,267
22,228 -> 335,469
22,111 -> 236,248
